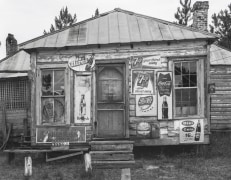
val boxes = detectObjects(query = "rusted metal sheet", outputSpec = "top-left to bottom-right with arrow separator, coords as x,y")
0,50 -> 30,73
19,8 -> 217,50
210,45 -> 231,65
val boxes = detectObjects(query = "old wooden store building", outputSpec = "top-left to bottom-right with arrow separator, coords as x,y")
0,1 -> 218,164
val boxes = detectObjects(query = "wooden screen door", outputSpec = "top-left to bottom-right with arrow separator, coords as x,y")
96,63 -> 126,138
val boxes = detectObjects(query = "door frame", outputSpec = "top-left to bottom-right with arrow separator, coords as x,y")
94,59 -> 129,139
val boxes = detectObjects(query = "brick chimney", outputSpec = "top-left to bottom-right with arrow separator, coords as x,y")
6,33 -> 18,56
192,1 -> 209,31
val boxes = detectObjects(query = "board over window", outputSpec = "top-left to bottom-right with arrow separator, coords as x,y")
41,69 -> 66,124
171,59 -> 204,118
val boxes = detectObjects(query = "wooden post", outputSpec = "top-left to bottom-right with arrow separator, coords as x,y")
121,168 -> 131,180
84,153 -> 92,172
1,101 -> 7,141
24,156 -> 32,178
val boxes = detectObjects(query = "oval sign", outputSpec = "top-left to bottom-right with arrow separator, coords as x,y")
137,122 -> 151,131
182,120 -> 194,126
68,54 -> 95,72
182,127 -> 195,132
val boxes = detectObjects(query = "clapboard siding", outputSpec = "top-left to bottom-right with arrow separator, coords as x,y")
210,65 -> 231,131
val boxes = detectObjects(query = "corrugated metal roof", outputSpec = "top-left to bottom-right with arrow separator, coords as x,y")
210,44 -> 231,65
19,8 -> 217,50
0,50 -> 30,72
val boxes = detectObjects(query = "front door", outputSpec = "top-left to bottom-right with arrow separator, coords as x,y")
96,63 -> 126,138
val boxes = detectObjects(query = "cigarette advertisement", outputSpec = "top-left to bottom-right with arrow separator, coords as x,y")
132,70 -> 155,94
157,71 -> 173,120
180,119 -> 204,143
136,95 -> 157,116
74,75 -> 91,123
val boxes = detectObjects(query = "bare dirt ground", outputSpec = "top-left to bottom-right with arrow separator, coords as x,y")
0,132 -> 231,180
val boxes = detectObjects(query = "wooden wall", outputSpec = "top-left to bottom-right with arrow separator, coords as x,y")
210,66 -> 231,131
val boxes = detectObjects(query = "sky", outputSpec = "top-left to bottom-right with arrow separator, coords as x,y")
0,0 -> 230,59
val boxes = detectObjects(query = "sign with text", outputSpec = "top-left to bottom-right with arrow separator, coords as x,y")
157,71 -> 173,120
74,75 -> 91,123
136,95 -> 157,116
36,126 -> 86,143
68,54 -> 95,71
180,119 -> 204,143
131,56 -> 163,69
132,70 -> 155,94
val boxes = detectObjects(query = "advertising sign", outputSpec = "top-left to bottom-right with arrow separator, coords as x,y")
36,126 -> 86,143
68,54 -> 95,71
180,119 -> 204,143
131,56 -> 164,69
132,70 -> 155,94
157,71 -> 173,120
136,95 -> 156,116
74,75 -> 91,123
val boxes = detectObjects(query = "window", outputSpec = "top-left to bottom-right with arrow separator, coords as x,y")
174,61 -> 198,116
41,69 -> 65,124
0,79 -> 29,110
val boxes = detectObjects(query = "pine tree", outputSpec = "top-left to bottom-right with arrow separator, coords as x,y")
44,6 -> 77,34
209,3 -> 231,50
174,0 -> 192,26
95,8 -> 99,17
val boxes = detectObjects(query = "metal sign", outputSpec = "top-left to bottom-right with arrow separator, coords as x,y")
131,56 -> 164,69
68,54 -> 95,71
157,71 -> 173,120
136,95 -> 157,116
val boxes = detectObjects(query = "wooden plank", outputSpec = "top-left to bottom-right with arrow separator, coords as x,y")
127,14 -> 140,42
91,144 -> 133,151
121,168 -> 131,180
211,119 -> 231,124
147,20 -> 163,41
92,160 -> 135,169
211,108 -> 231,112
211,75 -> 231,79
211,112 -> 231,116
91,153 -> 134,161
98,14 -> 109,44
211,116 -> 231,120
87,18 -> 99,44
117,12 -> 130,43
108,12 -> 120,43
211,124 -> 231,130
90,141 -> 134,145
46,151 -> 83,162
90,151 -> 132,154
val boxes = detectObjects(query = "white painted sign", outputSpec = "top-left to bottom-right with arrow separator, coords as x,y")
180,119 -> 204,143
24,156 -> 32,177
74,75 -> 91,123
157,72 -> 173,120
136,95 -> 156,116
132,70 -> 155,94
131,55 -> 164,69
68,54 -> 95,71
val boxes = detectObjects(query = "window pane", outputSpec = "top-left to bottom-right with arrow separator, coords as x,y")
182,62 -> 189,75
182,89 -> 190,116
189,89 -> 197,115
190,75 -> 197,87
54,97 -> 65,122
175,89 -> 182,116
54,70 -> 65,96
182,75 -> 190,87
189,62 -> 196,74
174,63 -> 181,75
42,70 -> 53,96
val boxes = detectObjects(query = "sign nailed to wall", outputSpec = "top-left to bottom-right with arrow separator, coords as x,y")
36,126 -> 86,143
68,54 -> 95,71
132,70 -> 155,94
74,75 -> 91,123
136,95 -> 157,116
157,71 -> 173,120
131,56 -> 164,69
180,119 -> 204,143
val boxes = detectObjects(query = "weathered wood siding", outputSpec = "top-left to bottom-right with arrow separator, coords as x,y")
210,66 -> 231,131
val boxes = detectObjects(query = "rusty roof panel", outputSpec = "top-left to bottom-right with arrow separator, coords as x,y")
19,9 -> 217,50
98,15 -> 109,44
0,50 -> 30,72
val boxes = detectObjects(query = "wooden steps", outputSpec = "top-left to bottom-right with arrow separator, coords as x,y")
89,140 -> 135,169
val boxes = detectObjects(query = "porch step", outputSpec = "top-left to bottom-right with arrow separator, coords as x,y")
90,141 -> 134,151
90,140 -> 135,169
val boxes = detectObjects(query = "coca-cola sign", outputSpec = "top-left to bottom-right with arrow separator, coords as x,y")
157,73 -> 172,97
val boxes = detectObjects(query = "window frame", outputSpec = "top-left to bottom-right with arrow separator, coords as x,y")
36,64 -> 70,125
169,58 -> 205,119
